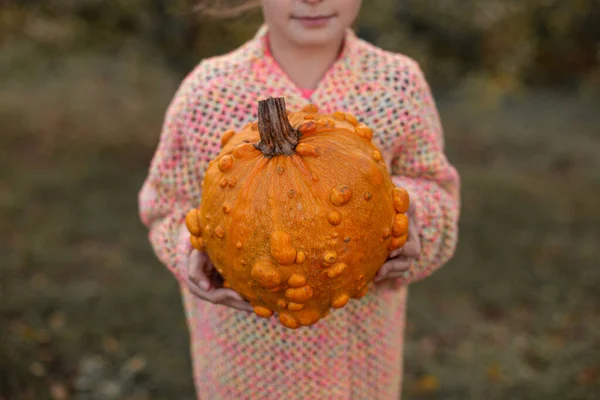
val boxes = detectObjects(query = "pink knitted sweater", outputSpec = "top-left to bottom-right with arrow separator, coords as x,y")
139,25 -> 460,399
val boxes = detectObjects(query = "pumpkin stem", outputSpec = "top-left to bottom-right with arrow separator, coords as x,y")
255,97 -> 299,157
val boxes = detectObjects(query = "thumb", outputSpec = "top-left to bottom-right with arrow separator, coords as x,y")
189,251 -> 211,291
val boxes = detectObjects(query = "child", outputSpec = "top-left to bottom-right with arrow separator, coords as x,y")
139,0 -> 461,398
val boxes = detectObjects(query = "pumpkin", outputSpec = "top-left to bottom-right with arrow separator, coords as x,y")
185,97 -> 410,329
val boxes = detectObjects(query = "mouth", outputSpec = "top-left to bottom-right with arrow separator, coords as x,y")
291,14 -> 337,24
291,14 -> 337,26
292,14 -> 337,20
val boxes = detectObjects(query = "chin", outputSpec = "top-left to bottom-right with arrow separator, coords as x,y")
288,27 -> 345,47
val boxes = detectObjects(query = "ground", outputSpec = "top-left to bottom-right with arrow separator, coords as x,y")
1,53 -> 599,399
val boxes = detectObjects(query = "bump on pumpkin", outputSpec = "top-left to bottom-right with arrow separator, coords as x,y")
186,97 -> 411,329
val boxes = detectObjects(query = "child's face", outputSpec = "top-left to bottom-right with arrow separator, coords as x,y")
261,0 -> 362,46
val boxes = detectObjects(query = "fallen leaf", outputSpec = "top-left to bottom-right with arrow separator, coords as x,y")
414,374 -> 440,394
548,332 -> 566,348
49,311 -> 67,330
102,336 -> 119,354
576,366 -> 599,386
30,362 -> 47,377
49,382 -> 69,400
486,363 -> 503,382
125,354 -> 147,374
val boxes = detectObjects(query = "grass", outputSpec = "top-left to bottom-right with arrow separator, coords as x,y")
1,49 -> 599,399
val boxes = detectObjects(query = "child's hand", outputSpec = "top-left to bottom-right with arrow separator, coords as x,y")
183,249 -> 254,313
374,202 -> 421,283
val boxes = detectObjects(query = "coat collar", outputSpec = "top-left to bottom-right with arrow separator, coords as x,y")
246,24 -> 360,105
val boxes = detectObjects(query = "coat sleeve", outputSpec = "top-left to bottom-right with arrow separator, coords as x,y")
138,70 -> 206,283
389,61 -> 461,285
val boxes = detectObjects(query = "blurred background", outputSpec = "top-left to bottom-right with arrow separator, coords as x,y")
1,0 -> 599,399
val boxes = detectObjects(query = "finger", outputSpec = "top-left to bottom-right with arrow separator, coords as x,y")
407,201 -> 420,233
185,279 -> 212,301
413,229 -> 421,259
403,219 -> 421,259
374,264 -> 412,283
188,250 -> 210,290
408,198 -> 417,219
388,257 -> 412,272
375,264 -> 390,280
207,288 -> 247,303
220,298 -> 255,313
375,258 -> 412,283
402,238 -> 419,259
410,202 -> 422,256
388,248 -> 403,259
380,271 -> 409,280
185,281 -> 251,310
203,289 -> 256,313
188,251 -> 211,291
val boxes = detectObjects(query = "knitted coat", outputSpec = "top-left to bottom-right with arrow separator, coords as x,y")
139,25 -> 460,400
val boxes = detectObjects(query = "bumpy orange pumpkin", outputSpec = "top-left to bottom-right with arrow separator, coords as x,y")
185,97 -> 410,329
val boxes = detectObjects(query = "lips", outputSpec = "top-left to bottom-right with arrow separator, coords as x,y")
291,14 -> 337,27
293,15 -> 336,20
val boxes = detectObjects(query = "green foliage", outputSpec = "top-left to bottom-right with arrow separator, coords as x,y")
357,0 -> 600,90
3,0 -> 599,89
